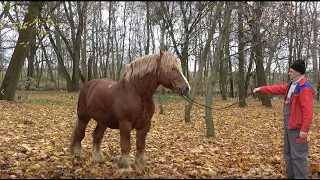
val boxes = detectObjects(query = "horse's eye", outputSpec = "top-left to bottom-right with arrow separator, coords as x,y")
172,67 -> 176,71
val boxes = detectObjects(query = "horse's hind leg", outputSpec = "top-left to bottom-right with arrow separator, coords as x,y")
92,123 -> 107,163
69,116 -> 90,158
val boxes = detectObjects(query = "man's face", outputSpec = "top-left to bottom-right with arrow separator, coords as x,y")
289,68 -> 301,80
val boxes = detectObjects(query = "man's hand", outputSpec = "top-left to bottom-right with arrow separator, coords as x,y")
299,131 -> 308,138
253,87 -> 261,94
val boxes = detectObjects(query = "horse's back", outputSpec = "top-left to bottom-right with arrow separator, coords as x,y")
77,78 -> 117,117
81,78 -> 116,93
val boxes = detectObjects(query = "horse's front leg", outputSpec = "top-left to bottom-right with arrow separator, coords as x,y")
117,121 -> 133,171
134,120 -> 151,167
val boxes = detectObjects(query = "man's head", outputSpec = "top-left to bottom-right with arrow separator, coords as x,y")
289,60 -> 306,80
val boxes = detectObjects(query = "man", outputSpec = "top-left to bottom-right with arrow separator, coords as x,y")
253,60 -> 315,179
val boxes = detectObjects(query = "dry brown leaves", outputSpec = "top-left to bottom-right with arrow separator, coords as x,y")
0,91 -> 319,179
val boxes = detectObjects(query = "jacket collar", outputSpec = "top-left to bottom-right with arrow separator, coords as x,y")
289,76 -> 307,86
298,76 -> 307,86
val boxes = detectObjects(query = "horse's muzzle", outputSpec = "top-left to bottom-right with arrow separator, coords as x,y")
178,86 -> 190,96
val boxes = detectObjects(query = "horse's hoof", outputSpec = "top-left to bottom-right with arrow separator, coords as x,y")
134,160 -> 146,168
70,154 -> 83,162
71,153 -> 83,158
70,151 -> 83,158
116,166 -> 134,173
70,145 -> 82,158
92,154 -> 106,163
134,152 -> 146,167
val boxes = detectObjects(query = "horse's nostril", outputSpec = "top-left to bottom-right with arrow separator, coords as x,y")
186,86 -> 189,91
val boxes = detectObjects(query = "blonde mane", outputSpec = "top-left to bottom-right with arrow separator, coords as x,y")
125,51 -> 182,81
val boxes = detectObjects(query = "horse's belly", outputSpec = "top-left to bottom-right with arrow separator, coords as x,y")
93,114 -> 119,129
104,118 -> 119,129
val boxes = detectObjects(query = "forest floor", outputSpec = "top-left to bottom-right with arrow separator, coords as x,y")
0,91 -> 319,179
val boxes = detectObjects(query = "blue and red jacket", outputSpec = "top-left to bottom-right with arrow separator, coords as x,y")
260,77 -> 314,132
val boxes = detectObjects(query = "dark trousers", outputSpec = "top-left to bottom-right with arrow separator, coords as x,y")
284,102 -> 308,179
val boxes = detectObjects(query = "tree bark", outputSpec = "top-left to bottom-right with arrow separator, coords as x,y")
205,2 -> 233,137
81,9 -> 88,82
145,1 -> 150,55
252,2 -> 272,107
39,40 -> 55,84
43,21 -> 73,92
237,6 -> 247,107
27,37 -> 37,78
220,30 -> 229,100
311,2 -> 319,87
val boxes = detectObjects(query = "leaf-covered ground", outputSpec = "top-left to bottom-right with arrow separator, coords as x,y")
0,91 -> 319,179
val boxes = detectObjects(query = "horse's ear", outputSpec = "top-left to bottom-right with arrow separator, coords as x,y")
126,64 -> 130,72
160,49 -> 164,58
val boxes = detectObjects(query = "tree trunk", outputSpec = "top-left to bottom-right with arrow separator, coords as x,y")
288,25 -> 294,82
317,48 -> 320,101
244,50 -> 254,97
71,2 -> 86,91
53,4 -> 63,78
118,2 -> 127,81
88,56 -> 93,81
39,41 -> 55,84
205,2 -> 233,137
265,12 -> 284,84
220,30 -> 229,100
184,2 -> 222,123
81,10 -> 87,82
0,1 -> 43,100
92,13 -> 98,79
252,2 -> 272,107
311,3 -> 319,87
237,7 -> 247,107
228,54 -> 234,98
27,37 -> 37,79
219,47 -> 226,100
158,19 -> 167,114
104,1 -> 112,78
145,1 -> 150,55
41,17 -> 73,92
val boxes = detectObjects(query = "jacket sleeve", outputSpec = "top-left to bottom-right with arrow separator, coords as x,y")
260,83 -> 289,95
300,87 -> 315,132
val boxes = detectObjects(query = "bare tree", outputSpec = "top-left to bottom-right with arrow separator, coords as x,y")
160,1 -> 211,80
237,4 -> 247,107
184,2 -> 222,123
205,2 -> 234,137
251,2 -> 272,107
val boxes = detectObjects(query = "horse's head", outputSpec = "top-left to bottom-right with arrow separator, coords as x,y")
158,50 -> 190,96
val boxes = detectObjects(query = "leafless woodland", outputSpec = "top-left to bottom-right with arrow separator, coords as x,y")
0,1 -> 319,102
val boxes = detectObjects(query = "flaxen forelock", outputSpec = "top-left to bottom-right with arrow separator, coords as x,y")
125,51 -> 182,81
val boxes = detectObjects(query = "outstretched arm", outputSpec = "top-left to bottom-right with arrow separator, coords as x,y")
253,87 -> 261,93
253,83 -> 289,95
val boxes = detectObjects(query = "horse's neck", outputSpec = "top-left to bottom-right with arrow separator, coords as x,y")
125,73 -> 159,101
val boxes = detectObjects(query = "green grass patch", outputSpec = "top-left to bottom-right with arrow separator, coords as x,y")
314,100 -> 320,109
153,93 -> 185,103
25,98 -> 66,106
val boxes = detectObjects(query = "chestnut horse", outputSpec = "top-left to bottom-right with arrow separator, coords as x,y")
69,50 -> 190,171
